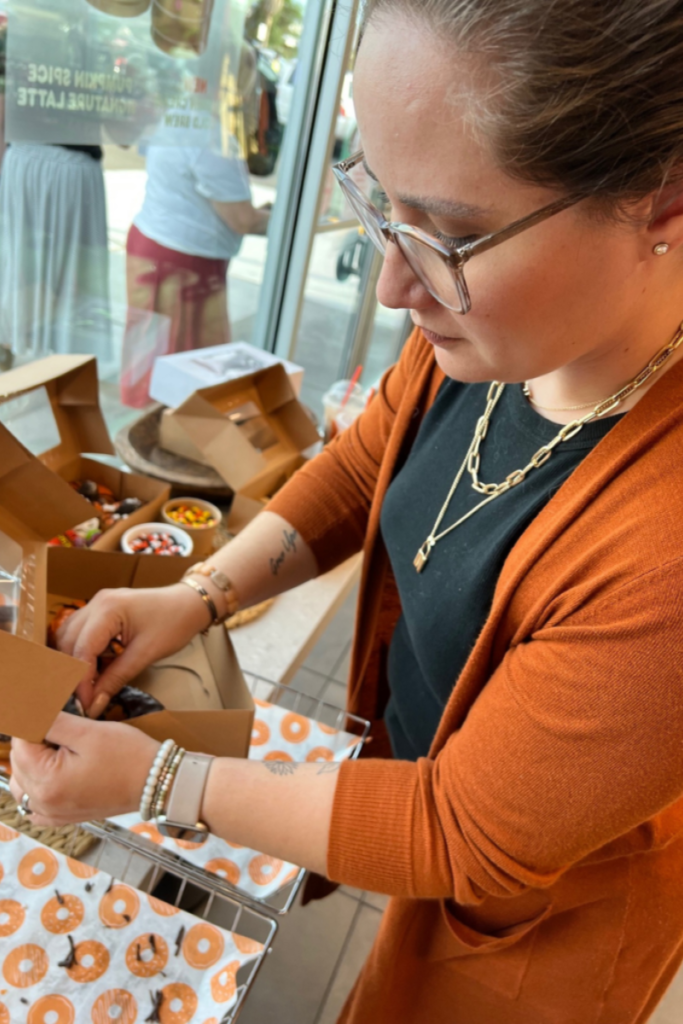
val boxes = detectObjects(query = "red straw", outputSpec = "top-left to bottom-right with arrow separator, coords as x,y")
341,365 -> 363,409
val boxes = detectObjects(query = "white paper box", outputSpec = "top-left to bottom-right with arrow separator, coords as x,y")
150,341 -> 305,407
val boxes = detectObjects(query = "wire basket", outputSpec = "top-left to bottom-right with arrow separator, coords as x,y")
0,773 -> 277,1023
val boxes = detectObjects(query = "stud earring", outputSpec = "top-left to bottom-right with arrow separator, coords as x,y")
653,242 -> 670,256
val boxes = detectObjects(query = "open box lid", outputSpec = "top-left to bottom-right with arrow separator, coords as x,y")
0,355 -> 114,473
160,363 -> 319,492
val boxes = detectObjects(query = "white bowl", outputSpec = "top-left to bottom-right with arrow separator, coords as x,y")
120,522 -> 194,557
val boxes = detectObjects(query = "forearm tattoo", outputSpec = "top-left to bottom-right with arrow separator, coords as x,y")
270,528 -> 298,576
261,760 -> 342,777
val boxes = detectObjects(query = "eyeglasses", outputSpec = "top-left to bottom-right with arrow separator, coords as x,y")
332,151 -> 583,314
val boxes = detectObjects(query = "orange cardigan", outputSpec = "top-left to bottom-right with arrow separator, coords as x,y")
269,329 -> 683,1024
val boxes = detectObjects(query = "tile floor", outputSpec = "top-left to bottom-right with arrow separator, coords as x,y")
232,584 -> 683,1024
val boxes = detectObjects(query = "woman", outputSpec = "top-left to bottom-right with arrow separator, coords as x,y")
12,1 -> 683,1021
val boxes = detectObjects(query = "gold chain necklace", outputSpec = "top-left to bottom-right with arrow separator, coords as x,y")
522,385 -> 600,412
413,321 -> 683,573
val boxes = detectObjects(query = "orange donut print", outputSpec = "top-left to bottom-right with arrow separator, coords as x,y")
204,858 -> 241,885
281,865 -> 301,886
147,894 -> 180,917
174,832 -> 209,851
27,994 -> 75,1024
231,932 -> 263,955
66,858 -> 98,879
159,982 -> 198,1024
3,944 -> 49,988
130,821 -> 164,845
0,863 -> 4,884
280,712 -> 311,743
263,750 -> 293,762
250,719 -> 270,746
99,884 -> 140,928
41,894 -> 84,934
126,932 -> 169,978
210,961 -> 240,1004
182,922 -> 225,969
317,721 -> 340,735
18,847 -> 59,889
306,747 -> 334,762
0,1002 -> 8,1024
66,940 -> 110,983
253,698 -> 270,709
0,898 -> 25,936
0,823 -> 18,842
248,854 -> 284,887
91,989 -> 137,1024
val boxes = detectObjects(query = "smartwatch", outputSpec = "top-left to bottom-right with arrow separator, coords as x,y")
156,752 -> 214,843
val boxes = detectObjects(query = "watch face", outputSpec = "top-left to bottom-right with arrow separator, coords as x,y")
157,820 -> 209,843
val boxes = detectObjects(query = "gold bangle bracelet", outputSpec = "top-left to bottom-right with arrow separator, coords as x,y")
179,578 -> 218,632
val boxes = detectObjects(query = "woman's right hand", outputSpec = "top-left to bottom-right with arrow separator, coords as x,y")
56,584 -> 213,718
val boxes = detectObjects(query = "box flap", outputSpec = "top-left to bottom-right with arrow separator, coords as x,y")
127,709 -> 254,759
0,631 -> 87,742
47,547 -> 194,598
0,355 -> 114,471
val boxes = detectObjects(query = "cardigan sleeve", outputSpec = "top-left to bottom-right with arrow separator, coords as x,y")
327,556 -> 683,903
267,329 -> 428,575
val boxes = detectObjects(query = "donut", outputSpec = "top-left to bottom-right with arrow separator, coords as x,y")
27,994 -> 75,1024
250,720 -> 270,746
306,747 -> 334,762
0,1002 -> 8,1024
204,858 -> 241,885
0,823 -> 18,842
182,922 -> 224,969
318,721 -> 341,736
173,832 -> 209,851
280,712 -> 311,744
3,944 -> 49,988
66,940 -> 110,983
0,898 -> 25,937
159,982 -> 198,1024
66,858 -> 98,879
99,884 -> 140,928
231,932 -> 263,955
280,865 -> 301,886
248,854 -> 284,887
125,932 -> 169,978
210,961 -> 240,1004
130,821 -> 164,845
17,848 -> 59,889
91,990 -> 137,1024
147,894 -> 180,917
41,894 -> 84,934
263,750 -> 293,762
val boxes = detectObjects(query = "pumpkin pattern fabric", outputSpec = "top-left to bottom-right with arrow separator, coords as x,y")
0,828 -> 263,1021
114,698 -> 363,899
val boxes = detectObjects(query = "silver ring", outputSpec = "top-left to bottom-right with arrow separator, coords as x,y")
17,793 -> 32,818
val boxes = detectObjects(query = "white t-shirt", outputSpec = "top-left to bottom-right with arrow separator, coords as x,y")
134,126 -> 252,261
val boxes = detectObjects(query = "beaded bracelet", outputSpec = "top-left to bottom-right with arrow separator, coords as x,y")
140,739 -> 176,821
152,747 -> 185,821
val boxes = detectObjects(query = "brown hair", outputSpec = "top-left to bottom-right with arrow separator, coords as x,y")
362,0 -> 683,213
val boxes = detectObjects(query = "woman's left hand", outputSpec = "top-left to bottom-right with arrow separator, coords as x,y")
9,713 -> 160,827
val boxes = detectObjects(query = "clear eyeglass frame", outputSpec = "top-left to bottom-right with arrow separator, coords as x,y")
332,150 -> 582,314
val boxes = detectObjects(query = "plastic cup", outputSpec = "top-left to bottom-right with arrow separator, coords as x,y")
151,0 -> 214,56
322,380 -> 366,442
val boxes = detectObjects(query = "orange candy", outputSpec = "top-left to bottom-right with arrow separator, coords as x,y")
0,898 -> 25,937
91,990 -> 137,1024
125,932 -> 169,978
210,961 -> 240,1004
248,854 -> 284,887
41,894 -> 84,934
204,858 -> 241,886
66,940 -> 110,984
159,982 -> 198,1024
182,922 -> 225,969
27,994 -> 75,1024
17,848 -> 59,889
99,884 -> 140,929
3,943 -> 49,988
280,712 -> 311,744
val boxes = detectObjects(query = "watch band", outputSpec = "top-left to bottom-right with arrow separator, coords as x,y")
157,752 -> 214,842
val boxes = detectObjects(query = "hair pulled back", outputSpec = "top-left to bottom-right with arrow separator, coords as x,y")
363,0 -> 683,213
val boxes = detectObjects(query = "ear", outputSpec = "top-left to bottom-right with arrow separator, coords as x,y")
644,179 -> 683,252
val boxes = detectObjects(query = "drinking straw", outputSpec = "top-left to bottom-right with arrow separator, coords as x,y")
341,365 -> 363,409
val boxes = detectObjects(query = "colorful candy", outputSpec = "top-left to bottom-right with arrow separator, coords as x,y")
128,531 -> 185,556
48,517 -> 103,550
166,504 -> 217,528
70,480 -> 144,532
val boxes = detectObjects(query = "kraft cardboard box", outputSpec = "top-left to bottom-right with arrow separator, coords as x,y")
43,547 -> 254,758
158,363 -> 319,497
0,356 -> 170,552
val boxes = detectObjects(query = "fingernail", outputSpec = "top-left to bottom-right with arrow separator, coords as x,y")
88,694 -> 109,720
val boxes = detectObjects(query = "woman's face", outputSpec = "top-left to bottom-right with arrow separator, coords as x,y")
353,16 -> 663,384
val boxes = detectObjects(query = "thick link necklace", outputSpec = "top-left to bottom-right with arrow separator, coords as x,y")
414,321 -> 683,573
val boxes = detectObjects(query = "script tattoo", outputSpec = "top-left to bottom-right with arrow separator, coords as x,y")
263,760 -> 298,777
270,528 -> 299,576
316,761 -> 341,775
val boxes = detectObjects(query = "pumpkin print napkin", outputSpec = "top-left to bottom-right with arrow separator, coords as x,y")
0,824 -> 263,1023
113,697 -> 363,901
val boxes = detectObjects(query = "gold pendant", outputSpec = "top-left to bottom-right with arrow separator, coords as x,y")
414,540 -> 434,573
